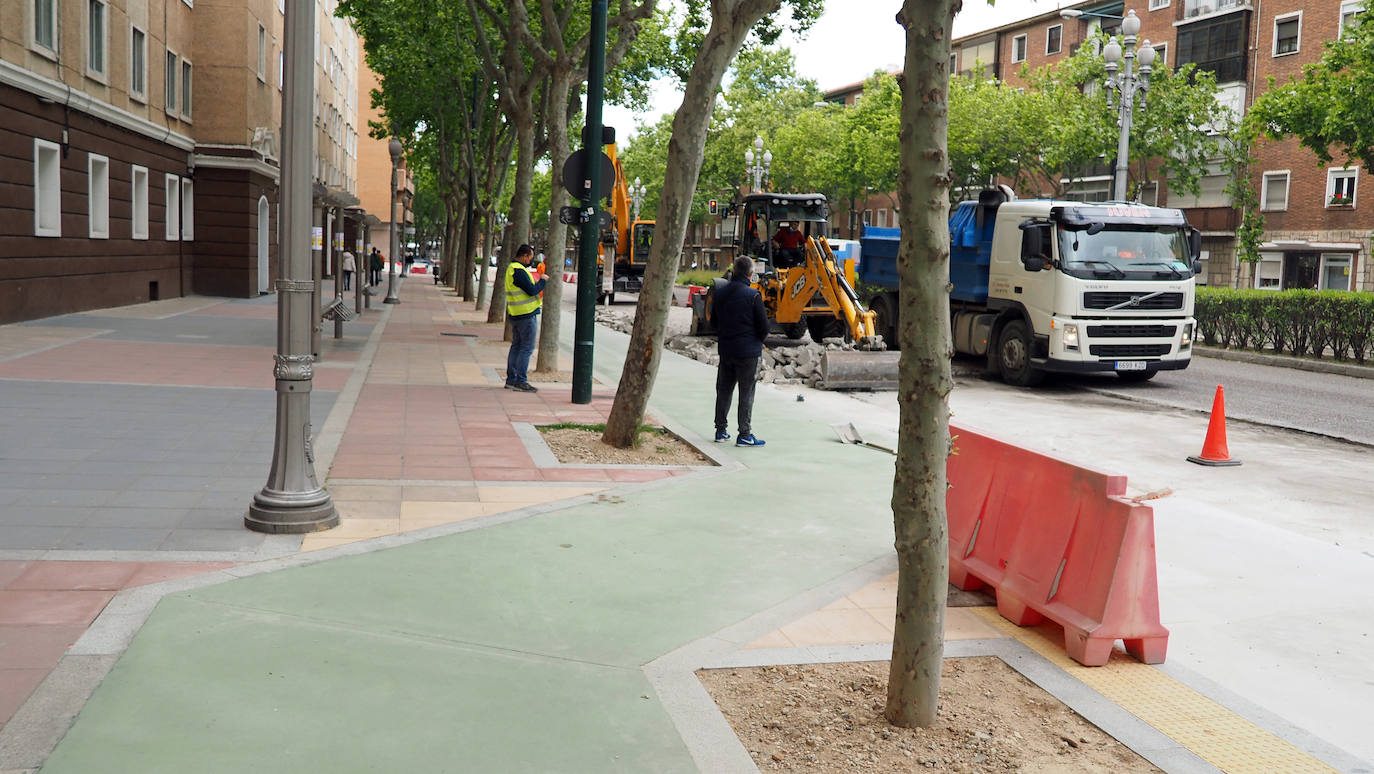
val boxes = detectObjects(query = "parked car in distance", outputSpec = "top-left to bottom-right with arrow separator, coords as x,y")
408,258 -> 433,276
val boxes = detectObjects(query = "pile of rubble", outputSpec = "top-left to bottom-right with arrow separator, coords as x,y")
594,307 -> 865,387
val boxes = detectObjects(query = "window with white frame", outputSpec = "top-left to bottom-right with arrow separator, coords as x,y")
257,24 -> 267,81
1274,13 -> 1301,56
877,208 -> 888,227
1152,43 -> 1167,66
87,0 -> 107,77
1012,34 -> 1027,63
130,27 -> 146,99
1170,162 -> 1230,208
131,165 -> 149,240
165,174 -> 180,240
181,59 -> 193,118
863,209 -> 872,225
1327,167 -> 1357,206
34,0 -> 58,53
948,52 -> 957,74
34,139 -> 62,237
180,179 -> 194,240
1149,0 -> 1170,9
88,153 -> 109,238
1046,24 -> 1062,55
1255,252 -> 1282,289
1261,171 -> 1289,211
1341,0 -> 1364,37
1063,177 -> 1112,202
278,50 -> 284,89
1320,253 -> 1352,290
166,51 -> 178,112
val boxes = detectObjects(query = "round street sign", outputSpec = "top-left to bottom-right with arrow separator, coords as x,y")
562,149 -> 616,202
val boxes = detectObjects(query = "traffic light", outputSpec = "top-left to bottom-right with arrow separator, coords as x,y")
708,199 -> 718,216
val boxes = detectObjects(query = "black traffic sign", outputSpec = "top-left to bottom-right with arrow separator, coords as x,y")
562,149 -> 616,202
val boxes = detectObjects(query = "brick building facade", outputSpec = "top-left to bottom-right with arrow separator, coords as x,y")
824,0 -> 1371,293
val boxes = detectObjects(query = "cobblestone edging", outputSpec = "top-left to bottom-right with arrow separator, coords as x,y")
1194,345 -> 1374,380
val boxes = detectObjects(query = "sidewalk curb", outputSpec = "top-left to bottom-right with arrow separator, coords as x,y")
1194,345 -> 1374,380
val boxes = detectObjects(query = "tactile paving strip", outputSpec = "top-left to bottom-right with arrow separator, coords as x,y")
971,607 -> 1337,774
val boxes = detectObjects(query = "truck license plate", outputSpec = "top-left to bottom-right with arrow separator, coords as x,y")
1114,361 -> 1147,371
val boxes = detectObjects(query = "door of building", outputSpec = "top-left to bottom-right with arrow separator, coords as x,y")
1283,252 -> 1319,290
257,196 -> 270,294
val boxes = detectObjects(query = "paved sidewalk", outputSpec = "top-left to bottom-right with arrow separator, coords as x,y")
0,278 -> 1365,773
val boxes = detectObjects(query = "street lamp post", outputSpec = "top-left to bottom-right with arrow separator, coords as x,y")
247,0 -> 336,534
383,138 -> 403,304
630,177 -> 646,222
744,135 -> 771,193
1071,8 -> 1155,202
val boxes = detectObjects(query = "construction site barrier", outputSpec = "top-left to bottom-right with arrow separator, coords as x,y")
563,272 -> 577,284
946,422 -> 1169,666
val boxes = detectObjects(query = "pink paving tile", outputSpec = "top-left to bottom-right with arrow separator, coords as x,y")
606,469 -> 673,482
123,562 -> 237,588
465,455 -> 533,469
7,562 -> 140,591
0,562 -> 32,588
0,624 -> 89,669
0,590 -> 115,626
471,467 -> 543,481
539,468 -> 613,482
0,669 -> 49,726
402,467 -> 472,481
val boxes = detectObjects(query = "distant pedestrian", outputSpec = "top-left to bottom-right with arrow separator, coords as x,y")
340,250 -> 355,290
369,248 -> 383,286
504,244 -> 545,393
712,255 -> 768,447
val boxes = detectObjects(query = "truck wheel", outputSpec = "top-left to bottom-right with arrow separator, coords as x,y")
869,295 -> 898,351
782,322 -> 807,340
997,320 -> 1044,387
1115,370 -> 1157,383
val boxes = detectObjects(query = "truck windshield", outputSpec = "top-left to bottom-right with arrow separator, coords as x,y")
1058,226 -> 1194,280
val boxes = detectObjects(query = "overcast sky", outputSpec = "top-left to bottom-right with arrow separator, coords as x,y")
603,0 -> 1052,137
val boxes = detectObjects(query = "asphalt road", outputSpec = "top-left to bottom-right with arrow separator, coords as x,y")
1005,355 -> 1374,448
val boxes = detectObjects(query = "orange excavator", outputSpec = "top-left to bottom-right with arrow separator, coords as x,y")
596,144 -> 655,304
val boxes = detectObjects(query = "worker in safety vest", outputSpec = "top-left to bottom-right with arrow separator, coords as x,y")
504,243 -> 545,393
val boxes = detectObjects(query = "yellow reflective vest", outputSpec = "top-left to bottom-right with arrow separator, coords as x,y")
505,262 -> 541,317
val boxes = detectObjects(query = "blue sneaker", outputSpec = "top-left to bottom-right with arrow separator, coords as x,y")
714,429 -> 731,443
735,434 -> 765,447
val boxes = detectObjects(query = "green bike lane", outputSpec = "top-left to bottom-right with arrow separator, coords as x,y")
40,317 -> 899,773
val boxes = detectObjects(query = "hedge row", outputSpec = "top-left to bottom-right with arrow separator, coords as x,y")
1194,287 -> 1374,364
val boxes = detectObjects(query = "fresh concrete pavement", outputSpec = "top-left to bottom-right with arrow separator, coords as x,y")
0,279 -> 1369,773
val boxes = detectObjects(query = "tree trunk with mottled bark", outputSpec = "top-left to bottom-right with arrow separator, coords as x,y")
601,0 -> 783,448
533,74 -> 572,376
885,0 -> 958,729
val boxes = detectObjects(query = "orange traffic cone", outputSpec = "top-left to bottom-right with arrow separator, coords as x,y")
1187,385 -> 1241,466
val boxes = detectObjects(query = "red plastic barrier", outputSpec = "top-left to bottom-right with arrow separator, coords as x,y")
946,422 -> 1169,666
563,272 -> 577,284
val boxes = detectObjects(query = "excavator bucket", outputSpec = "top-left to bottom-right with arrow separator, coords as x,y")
818,350 -> 900,390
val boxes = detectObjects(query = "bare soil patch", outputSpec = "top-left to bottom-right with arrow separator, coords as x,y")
538,426 -> 714,466
699,658 -> 1160,773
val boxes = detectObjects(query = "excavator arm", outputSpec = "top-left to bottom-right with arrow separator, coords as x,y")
805,237 -> 885,351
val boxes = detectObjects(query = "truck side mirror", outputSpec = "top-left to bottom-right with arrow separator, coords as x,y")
1188,227 -> 1202,261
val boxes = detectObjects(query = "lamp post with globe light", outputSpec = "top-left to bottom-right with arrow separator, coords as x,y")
630,177 -> 647,221
1063,8 -> 1156,202
745,136 -> 771,193
384,138 -> 403,304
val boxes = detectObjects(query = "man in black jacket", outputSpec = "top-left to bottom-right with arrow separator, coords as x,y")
713,255 -> 769,447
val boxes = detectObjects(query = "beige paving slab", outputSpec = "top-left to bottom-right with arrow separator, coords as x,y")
334,500 -> 403,520
400,501 -> 487,521
400,485 -> 479,502
475,485 -> 605,504
327,485 -> 404,502
443,363 -> 487,385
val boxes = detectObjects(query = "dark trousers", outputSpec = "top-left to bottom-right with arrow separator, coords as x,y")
506,313 -> 538,386
341,270 -> 353,290
715,355 -> 759,435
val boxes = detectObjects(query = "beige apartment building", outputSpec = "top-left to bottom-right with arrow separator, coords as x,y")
0,0 -> 374,325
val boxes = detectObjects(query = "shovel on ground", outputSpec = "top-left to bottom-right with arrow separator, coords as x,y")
831,422 -> 896,455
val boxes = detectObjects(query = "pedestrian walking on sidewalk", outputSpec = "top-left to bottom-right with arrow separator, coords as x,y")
504,244 -> 545,393
713,255 -> 768,447
340,250 -> 356,290
369,248 -> 383,286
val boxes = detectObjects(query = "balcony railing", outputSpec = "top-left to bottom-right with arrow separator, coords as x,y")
1180,206 -> 1238,232
1184,0 -> 1246,19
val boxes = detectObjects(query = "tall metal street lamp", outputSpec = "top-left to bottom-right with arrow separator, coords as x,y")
383,137 -> 403,304
744,135 -> 772,193
630,177 -> 647,221
1065,8 -> 1156,202
247,0 -> 337,534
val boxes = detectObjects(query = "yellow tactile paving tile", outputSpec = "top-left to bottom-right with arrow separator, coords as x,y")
443,362 -> 487,385
743,573 -> 1007,650
970,607 -> 1337,774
